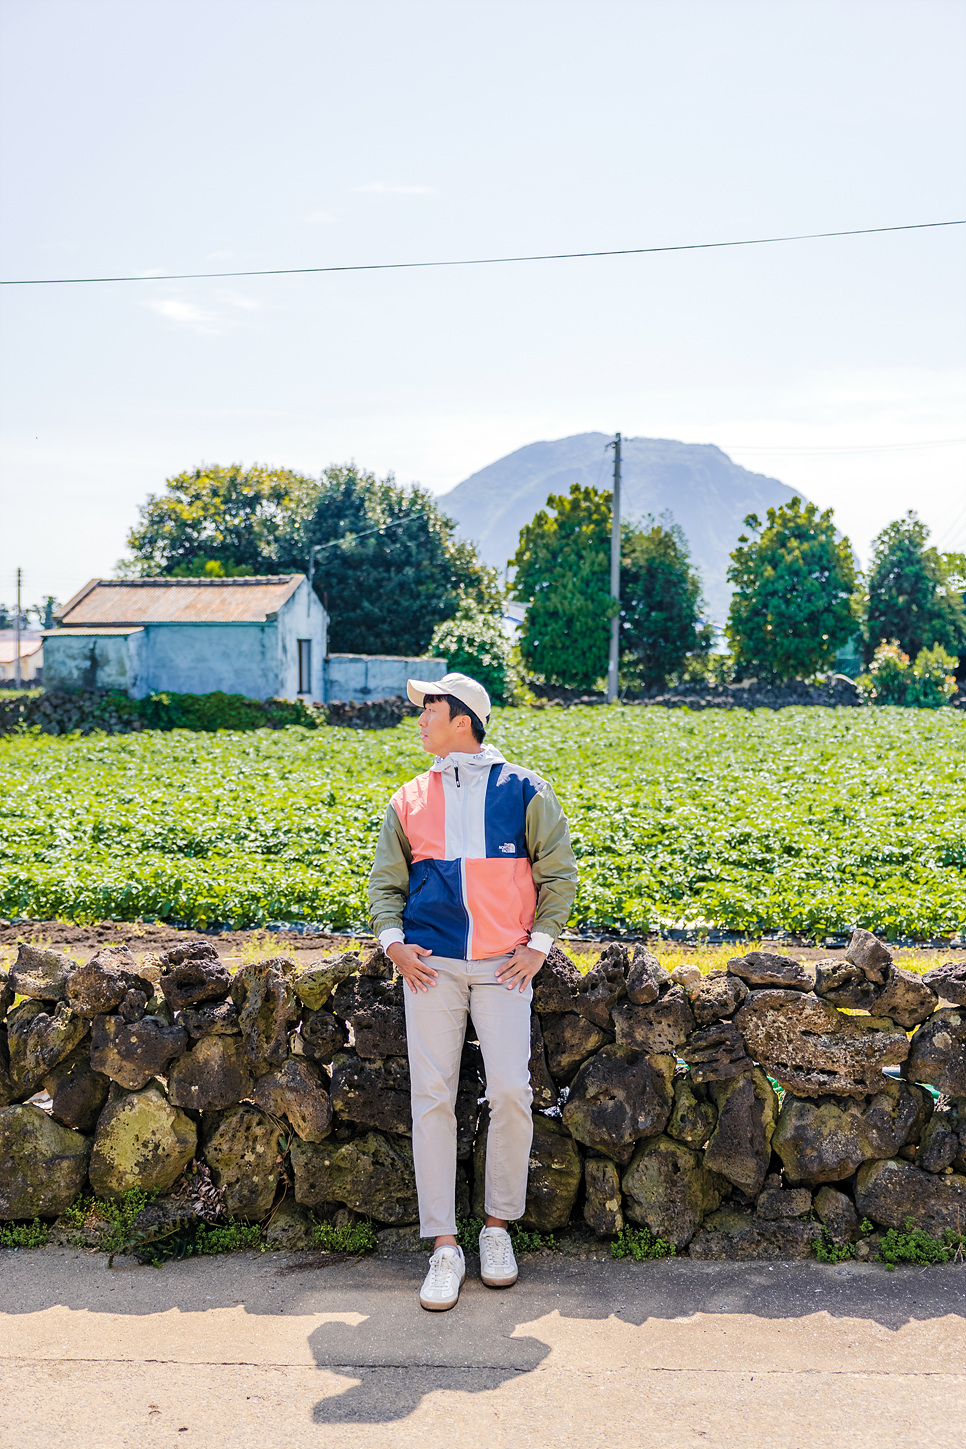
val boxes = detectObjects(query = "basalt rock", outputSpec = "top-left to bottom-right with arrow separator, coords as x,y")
297,1008 -> 348,1065
6,998 -> 89,1097
690,971 -> 749,1026
264,1198 -> 317,1251
89,1082 -> 196,1197
813,1185 -> 859,1243
666,1072 -> 717,1148
0,1104 -> 91,1219
814,961 -> 883,1012
772,1080 -> 931,1185
922,961 -> 966,1007
9,942 -> 75,1001
118,989 -> 148,1023
854,1157 -> 966,1235
562,1045 -> 675,1164
337,976 -> 407,1059
167,1035 -> 253,1112
583,1156 -> 624,1236
679,1021 -> 752,1084
358,946 -> 394,979
66,946 -> 153,1019
532,944 -> 583,1013
904,1009 -> 966,1098
844,928 -> 893,984
253,1056 -> 333,1142
517,1113 -> 582,1232
733,990 -> 909,1097
703,1068 -> 779,1197
43,1043 -> 109,1132
622,1134 -> 725,1248
755,1186 -> 812,1220
541,1012 -> 608,1084
916,1104 -> 965,1174
872,969 -> 939,1030
203,1103 -> 282,1219
159,944 -> 232,1011
90,1013 -> 187,1090
625,945 -> 671,1006
528,1011 -> 556,1112
291,1129 -> 419,1225
689,1206 -> 823,1261
329,1051 -> 413,1137
612,986 -> 694,1054
0,969 -> 13,1021
727,951 -> 814,992
231,958 -> 299,1076
670,964 -> 702,988
293,953 -> 362,1012
573,956 -> 627,1030
178,1000 -> 241,1039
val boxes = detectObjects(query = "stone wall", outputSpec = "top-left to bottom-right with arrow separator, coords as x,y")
1,932 -> 964,1259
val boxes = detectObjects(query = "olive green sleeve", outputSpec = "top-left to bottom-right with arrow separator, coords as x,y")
367,803 -> 412,938
525,781 -> 578,939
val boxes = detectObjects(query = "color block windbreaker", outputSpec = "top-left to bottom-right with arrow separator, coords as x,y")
368,744 -> 578,960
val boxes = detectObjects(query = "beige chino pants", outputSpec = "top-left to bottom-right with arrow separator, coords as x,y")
403,953 -> 534,1238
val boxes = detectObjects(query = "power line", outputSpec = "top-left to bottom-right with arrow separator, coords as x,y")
2,219 -> 963,288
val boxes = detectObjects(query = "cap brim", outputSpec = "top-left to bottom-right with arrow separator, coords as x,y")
406,679 -> 440,707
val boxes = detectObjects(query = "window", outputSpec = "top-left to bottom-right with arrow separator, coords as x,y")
297,639 -> 312,695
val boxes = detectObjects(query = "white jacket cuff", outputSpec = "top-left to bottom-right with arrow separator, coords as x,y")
378,927 -> 405,950
528,931 -> 554,956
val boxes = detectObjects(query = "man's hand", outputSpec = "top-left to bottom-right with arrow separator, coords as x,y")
495,944 -> 546,993
387,941 -> 437,993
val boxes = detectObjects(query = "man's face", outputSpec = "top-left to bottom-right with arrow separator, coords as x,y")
418,698 -> 470,756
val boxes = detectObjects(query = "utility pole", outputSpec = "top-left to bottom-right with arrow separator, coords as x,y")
14,567 -> 22,689
606,433 -> 621,702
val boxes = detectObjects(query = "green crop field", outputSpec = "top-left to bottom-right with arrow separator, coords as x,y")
1,707 -> 963,940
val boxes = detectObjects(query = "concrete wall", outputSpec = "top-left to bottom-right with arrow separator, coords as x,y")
323,654 -> 447,704
136,623 -> 278,700
276,578 -> 328,702
43,632 -> 146,695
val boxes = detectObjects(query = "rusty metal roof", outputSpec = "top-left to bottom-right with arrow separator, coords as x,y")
57,576 -> 304,627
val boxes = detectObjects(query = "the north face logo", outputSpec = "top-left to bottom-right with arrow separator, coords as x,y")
498,842 -> 515,854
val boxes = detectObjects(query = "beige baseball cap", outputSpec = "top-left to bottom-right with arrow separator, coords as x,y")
407,671 -> 491,725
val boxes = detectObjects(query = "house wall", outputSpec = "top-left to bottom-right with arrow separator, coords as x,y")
323,654 -> 447,704
43,632 -> 145,694
276,579 -> 328,701
136,623 -> 278,699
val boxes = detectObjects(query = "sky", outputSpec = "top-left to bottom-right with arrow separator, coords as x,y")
1,0 -> 964,615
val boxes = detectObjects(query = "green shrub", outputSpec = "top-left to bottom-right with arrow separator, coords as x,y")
876,1217 -> 964,1267
193,1220 -> 264,1255
610,1225 -> 675,1261
860,640 -> 958,708
61,1187 -> 158,1252
815,1231 -> 855,1263
0,1218 -> 49,1249
312,1219 -> 379,1254
430,601 -> 515,704
456,1217 -> 556,1254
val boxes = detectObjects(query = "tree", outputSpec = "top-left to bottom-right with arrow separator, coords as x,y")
726,497 -> 857,681
511,483 -> 613,689
866,513 -> 966,663
278,466 -> 500,656
430,598 -> 514,703
620,519 -> 713,688
120,463 -> 312,576
119,460 -> 498,657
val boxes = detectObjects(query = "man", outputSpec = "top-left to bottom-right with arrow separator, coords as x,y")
368,671 -> 577,1311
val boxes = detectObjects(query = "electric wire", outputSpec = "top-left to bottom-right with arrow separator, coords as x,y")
1,219 -> 962,287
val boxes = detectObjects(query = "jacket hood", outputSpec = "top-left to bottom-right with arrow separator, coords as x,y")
430,744 -> 506,775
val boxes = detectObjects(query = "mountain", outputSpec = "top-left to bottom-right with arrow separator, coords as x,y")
437,433 -> 805,626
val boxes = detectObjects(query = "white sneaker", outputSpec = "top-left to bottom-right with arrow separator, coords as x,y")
479,1226 -> 518,1288
419,1245 -> 466,1311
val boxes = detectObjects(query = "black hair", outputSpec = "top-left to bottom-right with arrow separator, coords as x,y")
423,693 -> 486,743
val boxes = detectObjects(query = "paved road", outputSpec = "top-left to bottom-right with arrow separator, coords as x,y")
1,1248 -> 963,1448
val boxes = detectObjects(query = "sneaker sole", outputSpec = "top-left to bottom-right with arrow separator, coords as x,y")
420,1272 -> 466,1311
481,1271 -> 518,1288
